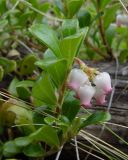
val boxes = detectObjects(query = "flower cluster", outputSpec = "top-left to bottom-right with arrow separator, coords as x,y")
116,14 -> 128,27
67,67 -> 112,107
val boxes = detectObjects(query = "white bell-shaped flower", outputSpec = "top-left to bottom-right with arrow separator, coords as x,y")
67,68 -> 89,91
94,88 -> 106,105
116,14 -> 128,27
93,72 -> 112,94
77,84 -> 95,107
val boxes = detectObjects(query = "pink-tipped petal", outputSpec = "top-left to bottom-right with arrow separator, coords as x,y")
94,88 -> 106,105
67,68 -> 89,91
78,85 -> 95,108
93,72 -> 112,94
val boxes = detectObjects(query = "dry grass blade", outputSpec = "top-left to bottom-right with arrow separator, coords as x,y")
71,142 -> 105,160
80,130 -> 128,159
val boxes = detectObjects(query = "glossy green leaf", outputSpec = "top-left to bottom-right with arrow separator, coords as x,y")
61,19 -> 79,37
23,143 -> 45,157
16,80 -> 34,100
65,0 -> 84,18
119,50 -> 128,63
29,24 -> 61,57
32,74 -> 57,106
60,29 -> 88,66
19,54 -> 37,75
14,137 -> 32,147
29,125 -> 60,147
104,4 -> 119,29
99,0 -> 111,9
106,25 -> 116,46
79,111 -> 111,129
77,10 -> 91,28
0,0 -> 7,15
0,57 -> 16,74
47,59 -> 67,86
3,141 -> 21,157
8,78 -> 19,96
43,49 -> 57,60
62,92 -> 80,122
36,58 -> 67,87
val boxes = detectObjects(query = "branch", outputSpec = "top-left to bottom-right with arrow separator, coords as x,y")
96,0 -> 113,59
85,39 -> 109,59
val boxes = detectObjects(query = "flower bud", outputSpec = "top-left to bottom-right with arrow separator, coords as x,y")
94,88 -> 106,105
93,72 -> 112,94
77,84 -> 95,107
67,68 -> 89,91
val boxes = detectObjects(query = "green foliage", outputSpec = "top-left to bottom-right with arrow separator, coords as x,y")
0,57 -> 16,74
35,58 -> 68,87
0,0 -> 125,159
3,141 -> 21,157
18,54 -> 37,76
62,92 -> 80,122
29,125 -> 60,148
79,111 -> 111,129
32,73 -> 57,106
23,143 -> 45,157
29,24 -> 61,58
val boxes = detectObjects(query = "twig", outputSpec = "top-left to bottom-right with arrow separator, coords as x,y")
85,39 -> 109,59
96,0 -> 113,58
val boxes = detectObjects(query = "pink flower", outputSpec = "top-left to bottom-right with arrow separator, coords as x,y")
93,72 -> 112,94
94,88 -> 106,105
67,68 -> 89,91
77,84 -> 95,107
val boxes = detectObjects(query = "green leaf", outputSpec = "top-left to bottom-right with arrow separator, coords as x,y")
8,78 -> 19,96
106,25 -> 116,46
99,0 -> 111,9
60,29 -> 88,66
19,54 -> 37,75
14,137 -> 32,147
104,4 -> 119,29
77,10 -> 91,28
0,0 -> 7,15
43,49 -> 57,60
16,80 -> 34,100
1,100 -> 35,134
79,111 -> 111,129
29,125 -> 60,148
47,59 -> 67,86
65,0 -> 84,18
3,141 -> 21,157
23,143 -> 45,157
0,57 -> 16,74
119,50 -> 128,63
29,24 -> 61,57
32,73 -> 57,106
36,58 -> 68,87
62,92 -> 80,122
61,19 -> 79,37
0,20 -> 8,32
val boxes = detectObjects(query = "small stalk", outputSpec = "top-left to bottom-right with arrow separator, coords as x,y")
96,0 -> 113,59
